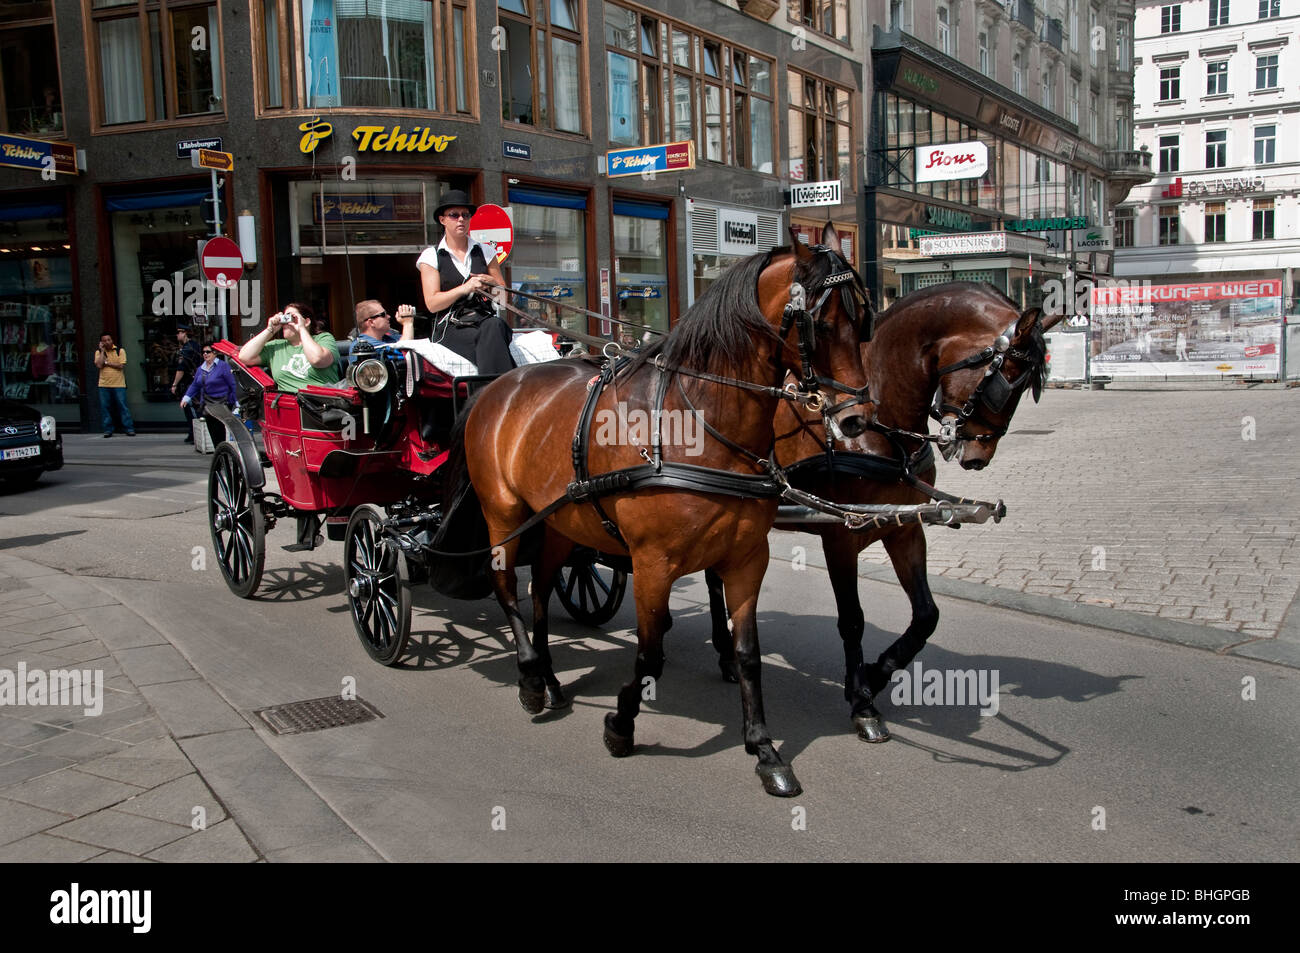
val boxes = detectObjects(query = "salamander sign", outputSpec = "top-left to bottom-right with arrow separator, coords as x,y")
915,142 -> 988,182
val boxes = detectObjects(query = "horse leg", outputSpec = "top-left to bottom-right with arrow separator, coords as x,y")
529,528 -> 575,710
820,531 -> 890,743
704,567 -> 738,683
486,533 -> 548,714
717,544 -> 801,798
860,525 -> 940,700
602,569 -> 672,758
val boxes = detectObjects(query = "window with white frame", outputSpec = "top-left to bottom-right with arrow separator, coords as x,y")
1115,109 -> 1130,149
1158,205 -> 1180,245
1210,0 -> 1230,26
1206,60 -> 1228,95
888,0 -> 905,32
1254,124 -> 1276,164
1204,202 -> 1226,242
1116,21 -> 1130,70
1013,50 -> 1023,95
1115,207 -> 1134,247
1160,4 -> 1181,32
1255,53 -> 1278,90
979,30 -> 989,76
1253,198 -> 1274,239
1159,133 -> 1179,172
1042,69 -> 1056,111
1088,91 -> 1097,141
1205,129 -> 1227,168
1088,7 -> 1097,66
1069,78 -> 1079,123
1258,0 -> 1279,18
1069,0 -> 1078,52
937,5 -> 950,55
1159,66 -> 1181,101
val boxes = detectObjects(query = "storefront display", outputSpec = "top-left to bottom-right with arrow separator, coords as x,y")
507,186 -> 590,335
0,205 -> 78,420
613,198 -> 670,340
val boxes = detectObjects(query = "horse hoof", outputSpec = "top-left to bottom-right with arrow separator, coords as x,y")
853,713 -> 892,743
719,660 -> 740,684
603,713 -> 634,757
518,681 -> 545,715
544,684 -> 570,709
755,762 -> 802,798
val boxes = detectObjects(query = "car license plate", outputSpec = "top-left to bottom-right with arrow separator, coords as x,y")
1,445 -> 40,460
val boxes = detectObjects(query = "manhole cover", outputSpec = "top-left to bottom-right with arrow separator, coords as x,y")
254,696 -> 384,735
1010,429 -> 1054,435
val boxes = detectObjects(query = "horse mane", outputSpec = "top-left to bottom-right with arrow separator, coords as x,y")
625,244 -> 847,377
874,281 -> 1018,330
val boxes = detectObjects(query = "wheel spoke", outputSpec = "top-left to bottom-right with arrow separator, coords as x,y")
590,567 -> 611,597
564,567 -> 579,599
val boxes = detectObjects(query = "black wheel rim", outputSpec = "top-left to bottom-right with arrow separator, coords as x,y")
556,556 -> 626,625
347,515 -> 401,655
212,450 -> 256,586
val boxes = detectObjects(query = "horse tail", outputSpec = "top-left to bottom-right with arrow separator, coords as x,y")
431,390 -> 495,599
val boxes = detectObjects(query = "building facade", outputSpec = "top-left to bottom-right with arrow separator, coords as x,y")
0,0 -> 866,430
863,0 -> 1149,323
1112,0 -> 1297,377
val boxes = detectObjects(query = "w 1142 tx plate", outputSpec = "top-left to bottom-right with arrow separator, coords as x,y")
254,696 -> 384,736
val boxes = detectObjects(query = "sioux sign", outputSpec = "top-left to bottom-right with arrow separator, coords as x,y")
915,142 -> 988,182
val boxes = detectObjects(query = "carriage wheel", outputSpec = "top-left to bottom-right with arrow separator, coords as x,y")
555,554 -> 628,626
344,504 -> 412,666
208,443 -> 266,598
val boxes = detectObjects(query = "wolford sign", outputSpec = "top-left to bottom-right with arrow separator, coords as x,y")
915,141 -> 989,183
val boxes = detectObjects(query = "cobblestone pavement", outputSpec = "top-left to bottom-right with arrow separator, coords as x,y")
838,385 -> 1299,657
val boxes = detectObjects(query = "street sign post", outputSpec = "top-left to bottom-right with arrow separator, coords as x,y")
200,236 -> 242,341
469,204 -> 513,264
191,149 -> 236,338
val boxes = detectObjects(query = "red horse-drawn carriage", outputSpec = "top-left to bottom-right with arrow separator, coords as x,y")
204,337 -> 626,665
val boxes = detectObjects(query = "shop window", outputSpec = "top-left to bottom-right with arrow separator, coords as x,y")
1252,198 -> 1273,240
499,0 -> 583,134
1158,205 -> 1179,245
788,0 -> 850,44
0,208 -> 76,413
88,0 -> 224,127
256,1 -> 471,115
0,3 -> 63,136
290,178 -> 440,254
613,199 -> 669,338
1204,202 -> 1226,243
787,69 -> 852,187
506,186 -> 588,334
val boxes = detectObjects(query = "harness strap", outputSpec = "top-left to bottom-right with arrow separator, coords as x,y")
571,361 -> 628,546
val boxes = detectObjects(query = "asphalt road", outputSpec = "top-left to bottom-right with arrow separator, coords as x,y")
1,436 -> 1296,862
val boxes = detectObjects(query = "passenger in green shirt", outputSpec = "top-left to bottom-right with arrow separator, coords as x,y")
237,302 -> 341,393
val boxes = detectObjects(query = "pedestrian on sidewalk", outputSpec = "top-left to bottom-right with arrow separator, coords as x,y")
170,325 -> 202,443
94,333 -> 135,438
181,345 -> 237,449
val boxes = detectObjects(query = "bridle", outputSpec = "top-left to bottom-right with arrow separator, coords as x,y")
928,315 -> 1047,446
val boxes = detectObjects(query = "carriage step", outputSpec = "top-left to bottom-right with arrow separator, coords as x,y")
283,535 -> 324,552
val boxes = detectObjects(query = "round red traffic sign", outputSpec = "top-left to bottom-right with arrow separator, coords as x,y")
469,204 -> 513,264
201,236 -> 244,288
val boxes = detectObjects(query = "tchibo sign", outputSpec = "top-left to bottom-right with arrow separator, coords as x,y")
915,141 -> 989,182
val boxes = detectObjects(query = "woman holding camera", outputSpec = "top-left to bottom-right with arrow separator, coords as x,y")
237,302 -> 340,393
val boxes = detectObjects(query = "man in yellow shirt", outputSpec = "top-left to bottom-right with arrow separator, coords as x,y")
94,333 -> 136,437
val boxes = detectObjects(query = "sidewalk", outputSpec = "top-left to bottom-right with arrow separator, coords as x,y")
61,432 -> 214,471
0,553 -> 380,862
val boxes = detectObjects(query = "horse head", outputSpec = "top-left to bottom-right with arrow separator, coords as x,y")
931,299 -> 1065,469
759,222 -> 872,440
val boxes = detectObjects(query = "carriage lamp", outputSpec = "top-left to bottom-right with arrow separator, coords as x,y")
352,359 -> 389,393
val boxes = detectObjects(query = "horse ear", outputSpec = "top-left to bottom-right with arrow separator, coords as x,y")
821,221 -> 838,249
1014,307 -> 1042,339
1038,309 -> 1067,333
789,227 -> 813,261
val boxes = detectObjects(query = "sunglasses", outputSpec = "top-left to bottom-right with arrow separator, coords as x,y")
202,349 -> 215,354
367,311 -> 390,321
442,210 -> 471,219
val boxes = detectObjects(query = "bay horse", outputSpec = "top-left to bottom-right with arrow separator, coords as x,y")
447,225 -> 871,797
705,282 -> 1063,741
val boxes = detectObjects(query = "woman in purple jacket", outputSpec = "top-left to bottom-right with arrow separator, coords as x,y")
180,345 -> 238,448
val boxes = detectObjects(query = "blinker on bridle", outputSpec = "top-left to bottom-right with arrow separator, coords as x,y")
929,317 -> 1046,445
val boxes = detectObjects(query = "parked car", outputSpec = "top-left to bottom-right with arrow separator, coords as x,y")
0,399 -> 63,488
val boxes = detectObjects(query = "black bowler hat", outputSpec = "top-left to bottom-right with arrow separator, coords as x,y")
175,324 -> 190,332
433,189 -> 477,221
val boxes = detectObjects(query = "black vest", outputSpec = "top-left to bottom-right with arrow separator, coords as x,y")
434,243 -> 490,320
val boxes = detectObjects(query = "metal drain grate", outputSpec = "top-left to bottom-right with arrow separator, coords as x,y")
254,696 -> 384,735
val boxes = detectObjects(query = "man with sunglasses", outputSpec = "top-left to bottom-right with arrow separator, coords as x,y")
180,344 -> 237,450
416,189 -> 514,375
354,300 -> 416,346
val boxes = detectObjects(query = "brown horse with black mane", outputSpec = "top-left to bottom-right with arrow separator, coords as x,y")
444,225 -> 872,796
706,281 -> 1064,741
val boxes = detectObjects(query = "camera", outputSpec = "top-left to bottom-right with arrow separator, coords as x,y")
275,313 -> 294,325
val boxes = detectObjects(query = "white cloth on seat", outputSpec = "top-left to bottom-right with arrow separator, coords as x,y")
390,338 -> 478,377
508,329 -> 562,365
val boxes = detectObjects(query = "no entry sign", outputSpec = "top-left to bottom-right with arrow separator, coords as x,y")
201,236 -> 243,288
469,204 -> 513,264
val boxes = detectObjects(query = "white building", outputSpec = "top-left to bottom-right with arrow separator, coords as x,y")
1111,0 -> 1298,376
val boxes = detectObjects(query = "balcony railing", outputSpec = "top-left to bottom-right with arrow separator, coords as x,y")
1045,17 -> 1063,51
1011,1 -> 1036,33
1106,149 -> 1152,175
